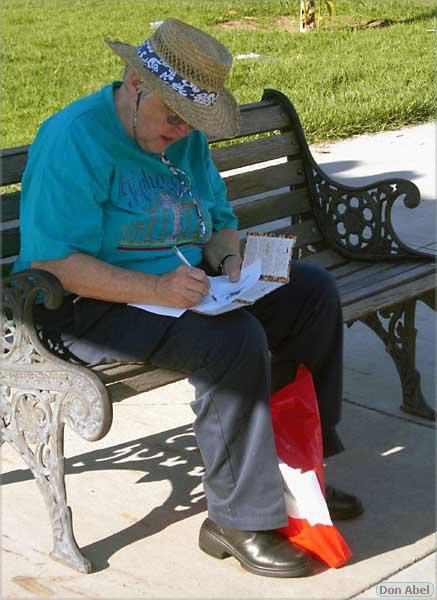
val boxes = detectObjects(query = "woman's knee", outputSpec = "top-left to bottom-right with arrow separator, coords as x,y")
293,261 -> 339,302
211,310 -> 270,365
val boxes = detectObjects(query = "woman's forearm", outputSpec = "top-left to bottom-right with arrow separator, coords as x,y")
31,253 -> 159,304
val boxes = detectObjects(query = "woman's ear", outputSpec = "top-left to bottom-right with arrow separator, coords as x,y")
124,68 -> 144,99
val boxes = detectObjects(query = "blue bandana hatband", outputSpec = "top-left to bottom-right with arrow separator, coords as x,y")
137,40 -> 218,107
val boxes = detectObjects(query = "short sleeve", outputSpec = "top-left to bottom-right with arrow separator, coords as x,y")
203,137 -> 238,232
19,120 -> 108,264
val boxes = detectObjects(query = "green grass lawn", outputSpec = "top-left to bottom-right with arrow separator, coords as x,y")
2,0 -> 435,147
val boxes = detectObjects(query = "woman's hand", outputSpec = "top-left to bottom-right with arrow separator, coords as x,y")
155,265 -> 210,308
221,255 -> 242,283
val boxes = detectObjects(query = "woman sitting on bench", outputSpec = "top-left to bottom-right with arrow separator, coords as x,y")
12,18 -> 363,578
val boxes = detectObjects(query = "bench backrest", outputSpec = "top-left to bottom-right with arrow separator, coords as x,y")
1,89 -> 324,277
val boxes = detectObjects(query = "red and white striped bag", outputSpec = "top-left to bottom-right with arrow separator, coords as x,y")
270,365 -> 352,568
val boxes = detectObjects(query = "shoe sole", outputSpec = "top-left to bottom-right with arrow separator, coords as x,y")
199,527 -> 311,578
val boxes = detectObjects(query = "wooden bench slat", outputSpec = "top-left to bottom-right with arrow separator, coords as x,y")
0,146 -> 29,186
0,194 -> 316,259
235,189 -> 310,230
343,272 -> 436,322
212,132 -> 299,172
330,260 -> 376,280
225,160 -> 305,201
2,227 -> 20,258
93,361 -> 155,383
340,262 -> 435,306
209,101 -> 291,143
2,262 -> 14,277
269,218 -> 323,248
0,104 -> 291,187
333,260 -> 412,287
107,368 -> 186,403
1,191 -> 21,223
337,261 -> 435,294
298,249 -> 348,270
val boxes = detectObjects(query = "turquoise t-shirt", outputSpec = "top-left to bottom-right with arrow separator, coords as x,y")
13,82 -> 237,276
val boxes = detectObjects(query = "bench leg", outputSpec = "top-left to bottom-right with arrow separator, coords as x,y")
1,386 -> 94,573
360,299 -> 436,421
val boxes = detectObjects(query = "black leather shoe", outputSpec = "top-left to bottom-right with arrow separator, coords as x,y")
325,484 -> 364,521
199,518 -> 311,578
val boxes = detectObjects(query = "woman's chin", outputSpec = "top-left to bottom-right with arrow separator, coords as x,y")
143,137 -> 173,154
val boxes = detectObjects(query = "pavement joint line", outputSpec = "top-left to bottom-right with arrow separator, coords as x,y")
343,398 -> 436,429
347,548 -> 437,600
120,402 -> 191,406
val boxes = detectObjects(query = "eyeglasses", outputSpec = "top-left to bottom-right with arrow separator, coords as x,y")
134,90 -> 192,140
161,99 -> 192,129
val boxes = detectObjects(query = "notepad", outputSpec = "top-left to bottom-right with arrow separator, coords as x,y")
193,233 -> 296,315
130,233 -> 296,318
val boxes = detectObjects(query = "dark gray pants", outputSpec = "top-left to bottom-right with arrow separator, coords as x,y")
35,262 -> 344,530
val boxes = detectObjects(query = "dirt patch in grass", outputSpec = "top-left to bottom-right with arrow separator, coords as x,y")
271,17 -> 300,33
215,17 -> 265,32
214,15 -> 395,34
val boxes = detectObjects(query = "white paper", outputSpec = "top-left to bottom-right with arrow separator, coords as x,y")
129,303 -> 186,318
129,260 -> 263,318
128,233 -> 295,319
193,260 -> 262,314
234,280 -> 284,303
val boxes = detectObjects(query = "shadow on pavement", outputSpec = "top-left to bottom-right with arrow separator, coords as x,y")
2,405 -> 435,572
326,403 -> 435,566
316,160 -> 420,188
2,423 -> 206,571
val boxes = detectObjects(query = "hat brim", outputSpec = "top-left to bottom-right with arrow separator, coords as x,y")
105,39 -> 240,139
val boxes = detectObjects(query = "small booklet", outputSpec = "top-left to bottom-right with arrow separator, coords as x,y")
130,233 -> 296,318
193,233 -> 296,316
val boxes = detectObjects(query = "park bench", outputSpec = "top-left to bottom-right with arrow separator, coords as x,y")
1,88 -> 436,574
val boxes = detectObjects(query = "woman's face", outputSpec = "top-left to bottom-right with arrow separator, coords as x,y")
134,92 -> 192,154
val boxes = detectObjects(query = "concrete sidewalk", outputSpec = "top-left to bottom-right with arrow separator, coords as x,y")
2,123 -> 436,599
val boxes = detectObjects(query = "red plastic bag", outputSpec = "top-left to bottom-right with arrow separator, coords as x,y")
270,364 -> 352,568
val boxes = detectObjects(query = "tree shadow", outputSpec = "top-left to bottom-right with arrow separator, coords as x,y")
2,404 -> 435,573
335,8 -> 436,31
325,403 -> 435,566
315,159 -> 420,188
1,423 -> 207,572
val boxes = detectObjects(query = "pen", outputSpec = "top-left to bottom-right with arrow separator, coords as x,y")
172,246 -> 218,303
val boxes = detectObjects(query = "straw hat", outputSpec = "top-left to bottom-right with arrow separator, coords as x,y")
105,18 -> 240,138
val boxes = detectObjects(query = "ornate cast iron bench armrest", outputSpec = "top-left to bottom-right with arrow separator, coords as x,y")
1,268 -> 113,572
1,268 -> 113,442
262,88 -> 433,262
308,173 -> 433,261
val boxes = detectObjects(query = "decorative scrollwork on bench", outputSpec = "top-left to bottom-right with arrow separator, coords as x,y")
1,269 -> 111,572
1,386 -> 52,470
0,370 -> 111,442
1,270 -> 113,442
260,88 -> 432,263
2,287 -> 44,365
310,173 -> 429,261
0,382 -> 94,573
360,301 -> 436,421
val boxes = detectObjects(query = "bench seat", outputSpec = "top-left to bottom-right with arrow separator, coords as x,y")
92,253 -> 436,403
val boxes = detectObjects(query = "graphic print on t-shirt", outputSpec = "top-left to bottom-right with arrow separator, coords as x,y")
117,169 -> 212,250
